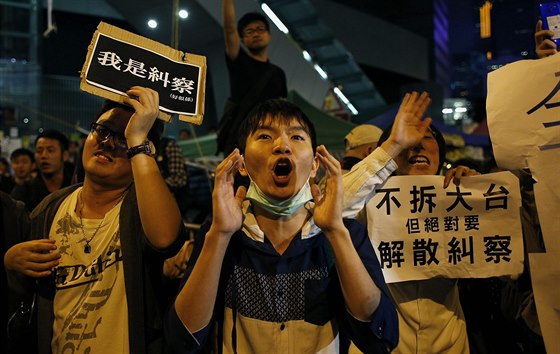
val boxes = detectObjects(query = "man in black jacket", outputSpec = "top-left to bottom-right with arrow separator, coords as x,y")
4,87 -> 186,354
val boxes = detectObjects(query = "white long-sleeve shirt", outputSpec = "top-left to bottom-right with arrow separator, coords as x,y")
342,147 -> 470,354
341,147 -> 397,219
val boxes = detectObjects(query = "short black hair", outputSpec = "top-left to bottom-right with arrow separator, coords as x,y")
95,99 -> 163,148
10,148 -> 35,162
35,129 -> 70,151
237,99 -> 316,154
378,123 -> 446,174
0,157 -> 9,169
237,12 -> 269,37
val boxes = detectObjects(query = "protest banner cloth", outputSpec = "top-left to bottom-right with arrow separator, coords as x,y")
367,171 -> 523,283
80,22 -> 206,124
487,54 -> 560,170
487,55 -> 560,353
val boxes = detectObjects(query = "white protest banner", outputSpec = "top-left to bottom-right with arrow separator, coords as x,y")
80,22 -> 206,124
368,171 -> 523,283
487,54 -> 560,170
487,55 -> 560,353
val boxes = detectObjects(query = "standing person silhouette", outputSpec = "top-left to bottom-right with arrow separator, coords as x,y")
217,0 -> 287,157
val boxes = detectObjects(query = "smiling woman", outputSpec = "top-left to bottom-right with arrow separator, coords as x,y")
341,91 -> 480,354
377,122 -> 447,176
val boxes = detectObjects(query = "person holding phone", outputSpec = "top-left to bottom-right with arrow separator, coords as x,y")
536,19 -> 558,58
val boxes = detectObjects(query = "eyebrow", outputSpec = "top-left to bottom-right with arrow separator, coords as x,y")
97,120 -> 126,134
255,124 -> 307,135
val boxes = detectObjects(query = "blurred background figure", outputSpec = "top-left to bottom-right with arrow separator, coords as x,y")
0,157 -> 14,193
342,124 -> 383,173
11,129 -> 73,212
67,140 -> 80,165
178,128 -> 191,141
0,190 -> 31,354
0,156 -> 9,176
10,148 -> 36,186
156,127 -> 189,218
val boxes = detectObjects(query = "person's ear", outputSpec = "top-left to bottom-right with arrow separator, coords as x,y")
310,155 -> 319,179
238,158 -> 248,177
62,150 -> 69,162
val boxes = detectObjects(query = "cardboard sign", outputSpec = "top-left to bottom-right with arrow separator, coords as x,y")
367,172 -> 523,283
80,22 -> 206,124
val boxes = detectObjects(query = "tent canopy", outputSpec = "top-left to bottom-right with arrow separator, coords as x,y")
178,90 -> 356,159
364,105 -> 491,147
177,90 -> 490,161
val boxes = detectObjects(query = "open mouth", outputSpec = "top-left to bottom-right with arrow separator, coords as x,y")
273,158 -> 292,179
408,155 -> 430,165
39,163 -> 51,170
94,150 -> 114,162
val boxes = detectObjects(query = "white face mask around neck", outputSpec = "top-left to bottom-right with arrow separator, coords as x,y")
244,160 -> 314,217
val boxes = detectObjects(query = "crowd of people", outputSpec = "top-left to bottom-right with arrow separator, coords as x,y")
0,3 -> 554,354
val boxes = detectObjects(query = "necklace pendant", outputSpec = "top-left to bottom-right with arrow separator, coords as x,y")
84,243 -> 91,253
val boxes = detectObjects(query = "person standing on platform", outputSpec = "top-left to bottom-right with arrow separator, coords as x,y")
217,0 -> 288,156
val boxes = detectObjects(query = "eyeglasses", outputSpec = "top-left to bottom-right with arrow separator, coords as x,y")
243,27 -> 267,37
90,122 -> 128,150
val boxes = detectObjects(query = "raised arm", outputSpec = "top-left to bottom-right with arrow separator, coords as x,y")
379,91 -> 432,158
535,19 -> 557,59
312,145 -> 382,320
222,0 -> 240,60
123,86 -> 182,249
173,149 -> 245,332
341,91 -> 432,218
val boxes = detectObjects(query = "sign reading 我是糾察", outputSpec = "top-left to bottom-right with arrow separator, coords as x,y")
80,22 -> 206,124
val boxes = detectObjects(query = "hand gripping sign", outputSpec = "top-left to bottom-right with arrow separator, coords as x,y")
80,22 -> 206,124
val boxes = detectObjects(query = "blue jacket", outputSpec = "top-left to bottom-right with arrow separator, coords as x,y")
165,205 -> 398,353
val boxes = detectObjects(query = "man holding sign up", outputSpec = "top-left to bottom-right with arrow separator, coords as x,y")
4,87 -> 187,353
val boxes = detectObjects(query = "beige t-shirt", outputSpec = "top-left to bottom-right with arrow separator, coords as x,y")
387,278 -> 469,354
50,187 -> 129,353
